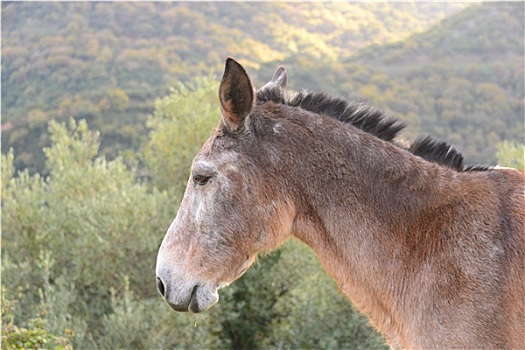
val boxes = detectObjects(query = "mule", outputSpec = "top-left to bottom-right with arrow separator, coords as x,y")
156,58 -> 524,349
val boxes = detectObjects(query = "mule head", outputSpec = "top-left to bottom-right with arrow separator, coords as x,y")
156,58 -> 295,313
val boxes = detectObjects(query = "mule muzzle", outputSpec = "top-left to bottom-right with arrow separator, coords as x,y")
156,272 -> 219,313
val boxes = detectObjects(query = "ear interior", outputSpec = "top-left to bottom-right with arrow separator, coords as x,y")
219,58 -> 255,132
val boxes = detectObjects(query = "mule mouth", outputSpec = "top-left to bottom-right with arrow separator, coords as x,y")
188,284 -> 219,313
165,293 -> 192,313
162,283 -> 219,313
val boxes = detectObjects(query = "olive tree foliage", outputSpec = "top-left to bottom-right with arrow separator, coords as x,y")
1,119 -> 218,349
143,75 -> 221,193
2,119 -> 165,297
496,140 -> 524,170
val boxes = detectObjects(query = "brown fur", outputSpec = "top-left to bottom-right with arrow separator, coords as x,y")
156,58 -> 525,348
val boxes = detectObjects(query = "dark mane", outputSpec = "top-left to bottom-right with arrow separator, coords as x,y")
256,85 -> 485,173
257,86 -> 405,142
408,136 -> 465,171
464,164 -> 493,172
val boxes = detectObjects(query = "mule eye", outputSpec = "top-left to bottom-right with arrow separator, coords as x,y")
193,175 -> 211,186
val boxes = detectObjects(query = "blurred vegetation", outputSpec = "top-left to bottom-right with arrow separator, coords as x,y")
2,2 -> 468,174
258,2 -> 524,164
2,3 -> 523,349
1,287 -> 73,350
143,75 -> 220,192
496,141 -> 525,170
2,3 -> 522,172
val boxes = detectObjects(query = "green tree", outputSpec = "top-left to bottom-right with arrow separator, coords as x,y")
143,75 -> 220,193
1,119 -> 184,348
496,140 -> 524,170
1,287 -> 73,350
106,88 -> 130,112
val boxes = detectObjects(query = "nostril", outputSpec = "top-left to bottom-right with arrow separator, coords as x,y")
156,277 -> 165,297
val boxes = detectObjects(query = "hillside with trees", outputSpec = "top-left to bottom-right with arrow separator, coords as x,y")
3,3 -> 522,171
257,2 -> 524,164
349,2 -> 524,163
2,2 -> 467,173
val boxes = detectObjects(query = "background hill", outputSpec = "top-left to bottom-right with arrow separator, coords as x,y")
2,2 -> 469,173
257,2 -> 524,163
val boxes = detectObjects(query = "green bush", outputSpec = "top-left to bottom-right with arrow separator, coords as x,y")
1,119 -> 173,348
496,140 -> 524,170
1,287 -> 73,350
143,75 -> 220,193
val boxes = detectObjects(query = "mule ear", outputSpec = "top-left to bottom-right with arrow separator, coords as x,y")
261,66 -> 287,90
219,58 -> 255,132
